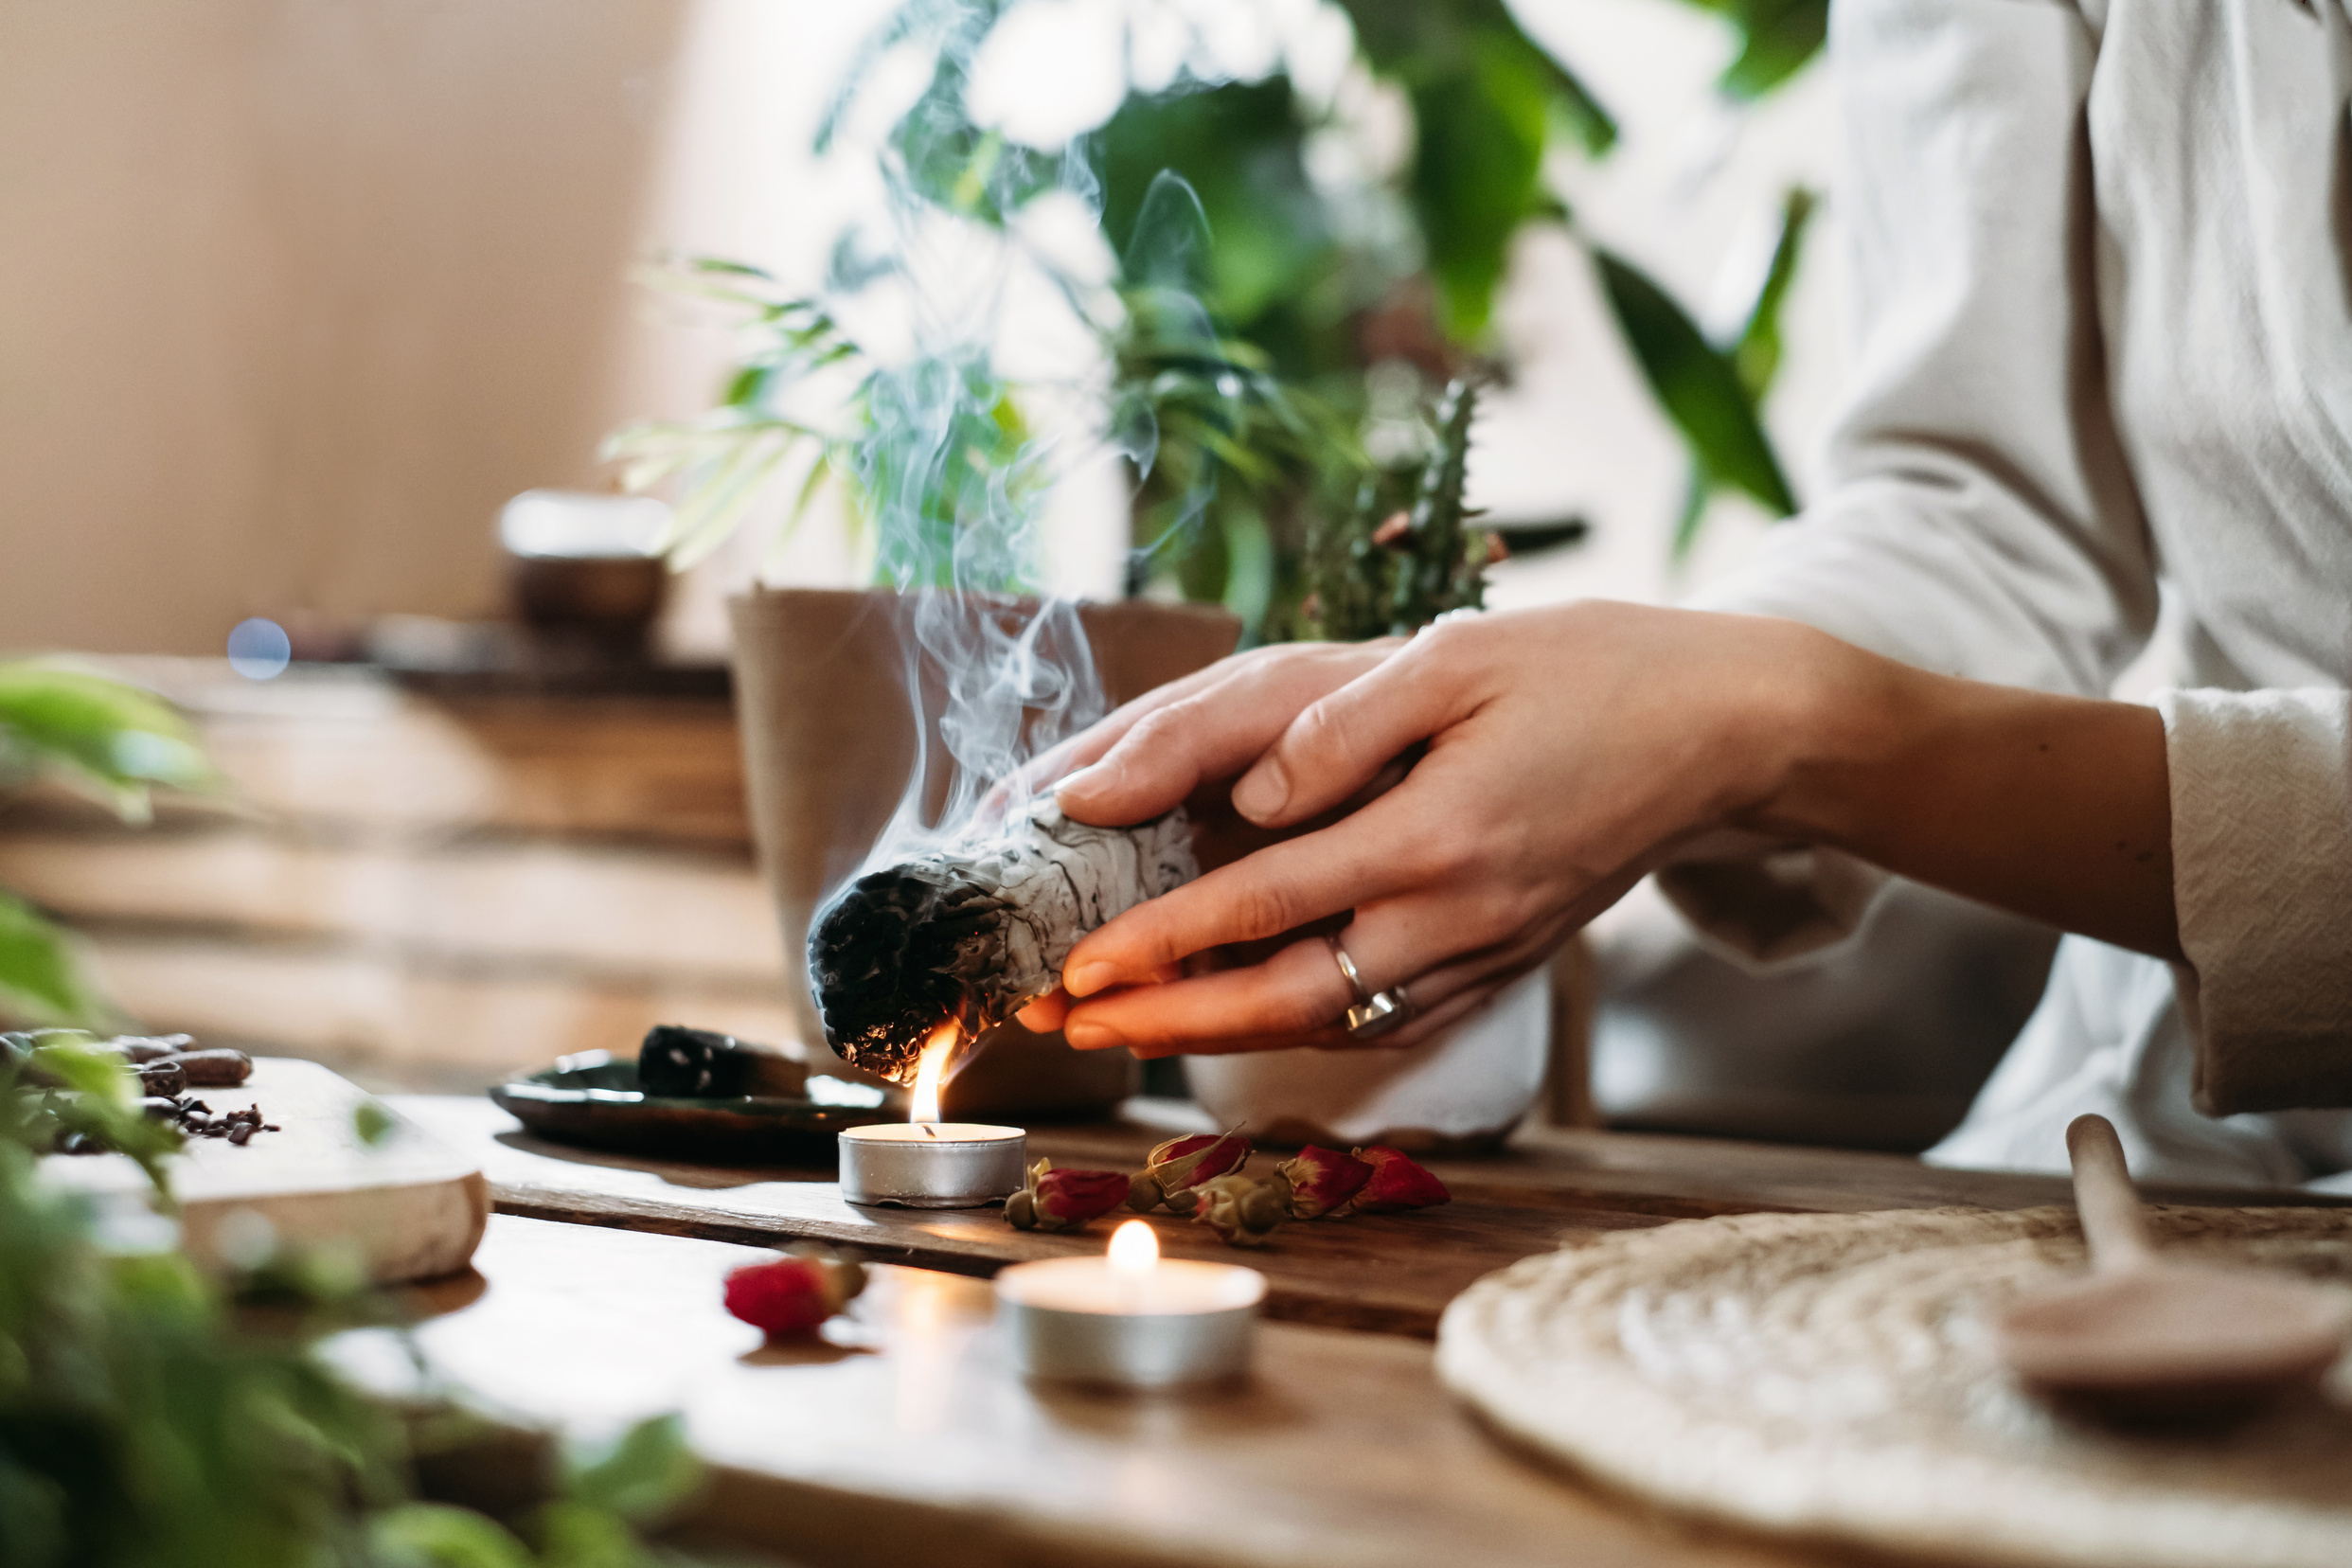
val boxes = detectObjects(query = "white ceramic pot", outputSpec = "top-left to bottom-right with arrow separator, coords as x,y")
1182,966 -> 1553,1152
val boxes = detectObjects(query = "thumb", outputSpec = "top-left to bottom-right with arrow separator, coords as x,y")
1232,633 -> 1474,826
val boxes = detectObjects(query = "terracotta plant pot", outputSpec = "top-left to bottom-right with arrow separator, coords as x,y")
727,587 -> 1240,1116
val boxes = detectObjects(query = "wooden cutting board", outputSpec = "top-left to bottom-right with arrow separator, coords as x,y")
43,1056 -> 487,1283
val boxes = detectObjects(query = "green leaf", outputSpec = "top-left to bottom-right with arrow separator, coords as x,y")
351,1100 -> 396,1149
528,1501 -> 646,1568
1664,0 -> 1828,99
366,1503 -> 537,1568
1100,81 -> 1333,326
0,889 -> 111,1028
1732,187 -> 1817,399
1406,32 -> 1554,340
1718,0 -> 1829,99
0,663 -> 215,821
563,1415 -> 703,1525
1592,247 -> 1796,517
26,1036 -> 128,1103
1670,459 -> 1713,563
1545,62 -> 1618,157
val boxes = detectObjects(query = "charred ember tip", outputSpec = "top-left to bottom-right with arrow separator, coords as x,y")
806,800 -> 1197,1083
806,864 -> 994,1083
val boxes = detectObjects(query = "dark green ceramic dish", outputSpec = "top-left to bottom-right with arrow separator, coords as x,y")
489,1050 -> 900,1162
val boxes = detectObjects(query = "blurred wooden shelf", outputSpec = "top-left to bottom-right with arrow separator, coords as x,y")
0,658 -> 788,1086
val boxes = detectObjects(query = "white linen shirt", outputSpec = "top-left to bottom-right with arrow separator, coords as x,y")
1667,0 -> 2352,1185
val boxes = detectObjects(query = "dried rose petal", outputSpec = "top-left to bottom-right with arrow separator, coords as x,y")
1007,1159 -> 1132,1231
1146,1131 -> 1250,1181
1192,1174 -> 1284,1248
1341,1145 -> 1451,1214
1276,1145 -> 1373,1219
1036,1167 -> 1131,1227
724,1256 -> 833,1336
1129,1129 -> 1253,1211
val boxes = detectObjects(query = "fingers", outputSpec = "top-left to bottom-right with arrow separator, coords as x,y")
1232,623 -> 1487,827
1065,934 -> 1354,1047
1061,888 -> 1556,1049
989,658 -> 1239,811
1061,785 -> 1434,993
1016,989 -> 1070,1033
1057,643 -> 1391,828
1072,926 -> 1561,1062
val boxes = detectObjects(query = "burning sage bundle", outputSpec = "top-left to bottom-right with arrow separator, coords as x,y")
807,799 -> 1198,1082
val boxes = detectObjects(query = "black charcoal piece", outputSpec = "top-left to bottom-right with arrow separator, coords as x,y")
807,800 -> 1197,1082
636,1025 -> 809,1099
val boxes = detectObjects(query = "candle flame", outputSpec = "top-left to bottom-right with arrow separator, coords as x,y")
1108,1220 -> 1159,1275
909,1020 -> 958,1124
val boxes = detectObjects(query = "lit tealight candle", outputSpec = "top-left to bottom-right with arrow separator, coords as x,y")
994,1220 -> 1266,1386
838,1024 -> 1025,1209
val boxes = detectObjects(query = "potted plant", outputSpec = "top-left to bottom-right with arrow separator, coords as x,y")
603,263 -> 1262,1104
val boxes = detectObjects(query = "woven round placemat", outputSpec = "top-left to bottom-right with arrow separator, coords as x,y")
1436,1206 -> 2352,1568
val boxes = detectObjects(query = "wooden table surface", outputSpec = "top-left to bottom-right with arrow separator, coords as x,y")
355,1213 -> 1826,1568
395,1095 -> 2347,1340
379,1099 -> 2352,1566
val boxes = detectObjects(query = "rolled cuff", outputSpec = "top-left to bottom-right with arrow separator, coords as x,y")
2161,688 -> 2352,1114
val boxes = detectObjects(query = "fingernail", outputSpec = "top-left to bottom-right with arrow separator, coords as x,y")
1056,761 -> 1117,801
1233,760 -> 1289,821
1064,1017 -> 1126,1049
1064,962 -> 1115,997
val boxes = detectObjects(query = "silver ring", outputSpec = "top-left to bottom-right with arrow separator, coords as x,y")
1325,934 -> 1373,1007
1347,982 -> 1412,1039
1327,935 -> 1412,1039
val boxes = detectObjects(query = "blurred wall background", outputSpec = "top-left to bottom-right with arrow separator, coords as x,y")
0,0 -> 878,655
0,0 -> 1847,657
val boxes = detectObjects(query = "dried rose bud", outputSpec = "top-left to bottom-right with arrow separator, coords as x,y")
1129,1129 -> 1252,1211
723,1248 -> 865,1337
1006,1158 -> 1129,1232
1339,1145 -> 1451,1214
1147,1131 -> 1252,1179
1193,1174 -> 1285,1248
1276,1145 -> 1374,1219
1037,1167 -> 1131,1228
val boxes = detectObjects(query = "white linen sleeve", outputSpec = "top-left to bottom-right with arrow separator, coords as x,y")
2161,688 -> 2352,1115
1660,0 -> 2159,964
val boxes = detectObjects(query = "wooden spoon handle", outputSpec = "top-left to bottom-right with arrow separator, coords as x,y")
2065,1114 -> 2153,1271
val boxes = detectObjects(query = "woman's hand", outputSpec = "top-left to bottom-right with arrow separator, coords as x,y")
1033,597 -> 2180,1060
1009,637 -> 1401,1039
1043,602 -> 1839,1056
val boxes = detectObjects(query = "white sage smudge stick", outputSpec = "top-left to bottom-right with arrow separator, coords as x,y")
807,800 -> 1198,1081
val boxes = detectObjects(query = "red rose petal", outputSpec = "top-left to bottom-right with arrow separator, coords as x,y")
724,1256 -> 833,1336
1345,1145 -> 1450,1213
1035,1167 -> 1132,1224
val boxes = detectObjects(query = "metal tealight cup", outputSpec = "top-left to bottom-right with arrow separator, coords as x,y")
837,1124 -> 1026,1209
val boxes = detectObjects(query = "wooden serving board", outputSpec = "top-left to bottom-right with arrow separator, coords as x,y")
44,1057 -> 487,1283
